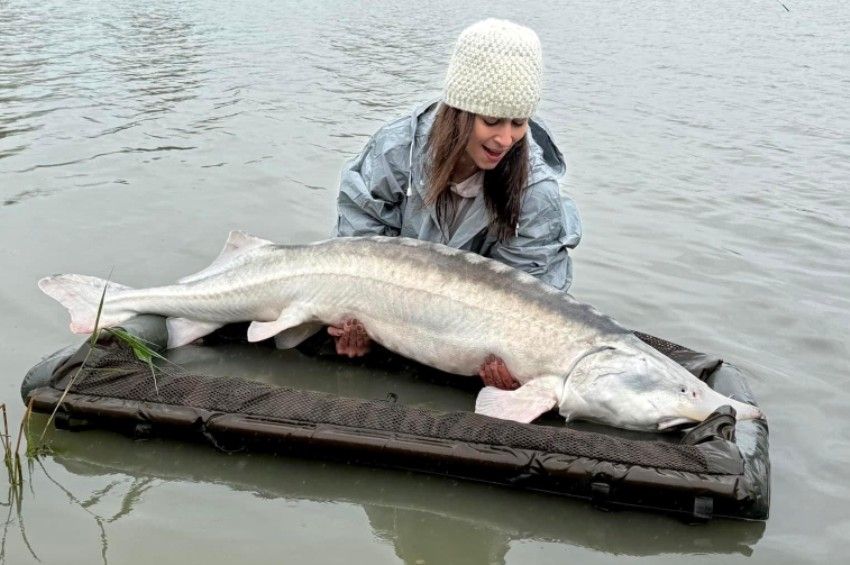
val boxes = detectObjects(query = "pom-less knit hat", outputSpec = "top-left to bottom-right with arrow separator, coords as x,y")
443,19 -> 543,119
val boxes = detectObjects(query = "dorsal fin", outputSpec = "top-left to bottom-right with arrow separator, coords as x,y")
177,230 -> 274,284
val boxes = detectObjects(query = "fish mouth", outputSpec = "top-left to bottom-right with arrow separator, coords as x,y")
659,398 -> 764,431
657,416 -> 698,431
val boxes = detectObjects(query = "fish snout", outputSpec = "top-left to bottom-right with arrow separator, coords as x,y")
707,392 -> 764,422
732,400 -> 764,421
695,387 -> 765,424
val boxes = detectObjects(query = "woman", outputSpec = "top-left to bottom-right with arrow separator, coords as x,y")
330,19 -> 581,389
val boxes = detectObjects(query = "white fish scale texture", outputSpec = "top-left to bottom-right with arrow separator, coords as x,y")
94,238 -> 583,377
299,242 -> 569,377
312,273 -> 497,374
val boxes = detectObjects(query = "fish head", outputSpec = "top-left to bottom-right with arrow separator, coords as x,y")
561,340 -> 764,432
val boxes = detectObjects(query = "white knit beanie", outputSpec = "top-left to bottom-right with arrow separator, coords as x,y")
443,19 -> 543,119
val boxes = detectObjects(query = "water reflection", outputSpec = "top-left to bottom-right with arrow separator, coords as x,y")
1,483 -> 38,562
29,426 -> 763,565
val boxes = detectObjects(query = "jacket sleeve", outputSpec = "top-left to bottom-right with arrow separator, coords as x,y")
335,130 -> 409,237
487,180 -> 582,291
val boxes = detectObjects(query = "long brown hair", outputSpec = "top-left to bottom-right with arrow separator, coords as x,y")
424,104 -> 529,242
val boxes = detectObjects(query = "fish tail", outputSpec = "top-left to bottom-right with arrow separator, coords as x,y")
38,274 -> 135,334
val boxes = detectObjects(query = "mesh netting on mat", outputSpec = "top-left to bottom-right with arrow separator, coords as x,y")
54,341 -> 720,474
634,331 -> 690,357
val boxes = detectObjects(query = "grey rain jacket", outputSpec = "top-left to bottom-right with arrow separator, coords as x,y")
335,101 -> 582,290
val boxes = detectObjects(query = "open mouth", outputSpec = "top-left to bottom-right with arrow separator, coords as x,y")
482,145 -> 505,161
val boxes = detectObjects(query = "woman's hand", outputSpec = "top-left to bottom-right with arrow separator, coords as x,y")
327,319 -> 372,357
478,355 -> 520,390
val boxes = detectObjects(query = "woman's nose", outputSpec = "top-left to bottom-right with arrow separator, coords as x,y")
493,123 -> 513,147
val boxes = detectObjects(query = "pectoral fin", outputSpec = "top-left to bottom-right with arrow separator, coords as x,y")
166,318 -> 224,348
273,322 -> 323,349
474,378 -> 560,423
247,307 -> 312,343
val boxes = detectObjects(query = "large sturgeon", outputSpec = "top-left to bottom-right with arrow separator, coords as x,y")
39,232 -> 763,431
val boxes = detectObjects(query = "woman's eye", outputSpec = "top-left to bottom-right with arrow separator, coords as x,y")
512,119 -> 527,127
483,118 -> 500,126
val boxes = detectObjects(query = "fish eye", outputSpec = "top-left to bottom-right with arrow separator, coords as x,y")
680,387 -> 686,393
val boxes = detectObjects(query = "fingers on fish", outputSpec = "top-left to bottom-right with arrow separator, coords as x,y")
479,355 -> 520,390
329,318 -> 370,357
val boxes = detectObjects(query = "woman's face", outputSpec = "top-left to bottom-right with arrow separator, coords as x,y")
465,115 -> 529,170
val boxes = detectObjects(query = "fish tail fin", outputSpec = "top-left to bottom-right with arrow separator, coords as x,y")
38,274 -> 134,334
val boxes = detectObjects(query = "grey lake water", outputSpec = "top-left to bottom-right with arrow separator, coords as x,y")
1,0 -> 848,563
